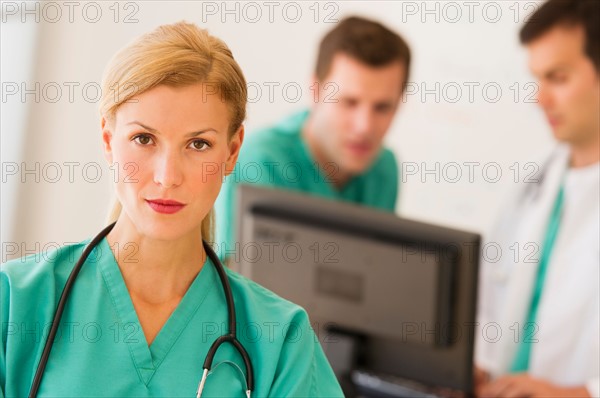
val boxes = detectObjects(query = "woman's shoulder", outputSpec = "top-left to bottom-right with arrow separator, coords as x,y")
223,268 -> 345,397
1,239 -> 90,289
224,267 -> 310,323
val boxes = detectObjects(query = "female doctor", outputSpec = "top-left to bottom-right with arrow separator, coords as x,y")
0,22 -> 343,398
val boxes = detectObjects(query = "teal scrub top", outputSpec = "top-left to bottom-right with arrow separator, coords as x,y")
215,109 -> 399,260
0,237 -> 344,397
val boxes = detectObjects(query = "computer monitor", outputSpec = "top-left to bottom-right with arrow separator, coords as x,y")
232,185 -> 481,396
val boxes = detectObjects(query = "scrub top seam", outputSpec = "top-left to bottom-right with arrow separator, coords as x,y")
96,239 -> 152,386
96,243 -> 222,388
309,341 -> 318,397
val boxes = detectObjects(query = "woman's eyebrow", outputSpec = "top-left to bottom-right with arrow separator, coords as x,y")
126,121 -> 218,137
184,129 -> 218,138
127,121 -> 159,133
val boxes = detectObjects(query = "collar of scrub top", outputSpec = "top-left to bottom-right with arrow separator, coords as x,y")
28,222 -> 254,398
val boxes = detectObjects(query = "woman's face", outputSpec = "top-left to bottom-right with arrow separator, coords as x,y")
102,83 -> 243,241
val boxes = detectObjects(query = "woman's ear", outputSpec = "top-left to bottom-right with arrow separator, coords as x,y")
101,117 -> 114,165
224,125 -> 244,177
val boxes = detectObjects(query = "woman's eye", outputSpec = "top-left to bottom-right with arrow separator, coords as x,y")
189,140 -> 210,151
133,134 -> 154,146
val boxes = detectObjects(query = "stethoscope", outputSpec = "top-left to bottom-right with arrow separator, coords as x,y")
28,222 -> 255,398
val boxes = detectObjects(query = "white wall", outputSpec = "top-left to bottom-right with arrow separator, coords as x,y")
1,0 -> 553,260
1,6 -> 40,249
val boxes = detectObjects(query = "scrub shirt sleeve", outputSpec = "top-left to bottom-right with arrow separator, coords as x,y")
214,172 -> 236,261
215,147 -> 286,262
267,309 -> 344,397
1,271 -> 9,398
386,150 -> 399,211
369,148 -> 398,212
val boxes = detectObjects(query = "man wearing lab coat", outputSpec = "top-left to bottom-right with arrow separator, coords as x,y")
475,1 -> 599,397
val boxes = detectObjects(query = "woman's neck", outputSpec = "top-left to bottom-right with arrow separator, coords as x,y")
106,216 -> 206,305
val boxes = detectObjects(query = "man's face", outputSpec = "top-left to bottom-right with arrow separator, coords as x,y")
527,24 -> 600,145
309,53 -> 405,178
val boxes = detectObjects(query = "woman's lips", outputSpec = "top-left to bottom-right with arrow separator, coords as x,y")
146,199 -> 186,214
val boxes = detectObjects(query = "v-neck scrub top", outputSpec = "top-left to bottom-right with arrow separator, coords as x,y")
0,237 -> 344,397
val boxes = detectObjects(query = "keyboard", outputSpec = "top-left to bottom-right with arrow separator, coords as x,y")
351,370 -> 441,398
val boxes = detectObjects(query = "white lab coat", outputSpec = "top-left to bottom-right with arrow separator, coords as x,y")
475,144 -> 600,397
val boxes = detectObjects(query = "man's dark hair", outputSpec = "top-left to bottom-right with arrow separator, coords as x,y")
520,0 -> 600,72
315,16 -> 411,93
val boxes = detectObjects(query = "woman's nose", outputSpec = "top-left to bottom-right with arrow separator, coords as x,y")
153,150 -> 184,188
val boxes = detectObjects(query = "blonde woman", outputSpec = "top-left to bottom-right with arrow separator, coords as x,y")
1,22 -> 343,397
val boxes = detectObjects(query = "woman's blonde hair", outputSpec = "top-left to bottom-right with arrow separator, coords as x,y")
100,21 -> 247,243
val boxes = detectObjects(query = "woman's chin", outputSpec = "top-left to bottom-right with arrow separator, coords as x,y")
118,205 -> 205,242
159,225 -> 197,240
129,220 -> 197,243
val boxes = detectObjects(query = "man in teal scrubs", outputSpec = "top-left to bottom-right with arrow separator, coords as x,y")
1,238 -> 344,397
215,16 -> 411,260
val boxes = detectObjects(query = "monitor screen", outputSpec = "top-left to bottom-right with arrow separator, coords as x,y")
232,185 -> 481,395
